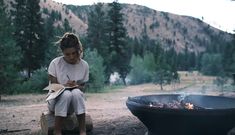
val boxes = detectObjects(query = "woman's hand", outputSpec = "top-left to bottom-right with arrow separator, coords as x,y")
64,80 -> 86,92
64,80 -> 77,87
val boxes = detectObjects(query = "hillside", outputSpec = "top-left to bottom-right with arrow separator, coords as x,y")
39,0 -> 88,34
64,3 -> 233,53
8,0 -> 234,53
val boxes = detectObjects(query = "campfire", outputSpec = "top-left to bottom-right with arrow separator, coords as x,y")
149,100 -> 195,109
126,94 -> 235,135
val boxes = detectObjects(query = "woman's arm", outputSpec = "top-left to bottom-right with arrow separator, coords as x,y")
49,75 -> 58,84
49,74 -> 75,87
49,74 -> 85,91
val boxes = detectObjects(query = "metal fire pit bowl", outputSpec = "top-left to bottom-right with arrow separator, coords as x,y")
126,94 -> 235,135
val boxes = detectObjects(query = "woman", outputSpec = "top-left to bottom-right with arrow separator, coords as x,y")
47,32 -> 89,135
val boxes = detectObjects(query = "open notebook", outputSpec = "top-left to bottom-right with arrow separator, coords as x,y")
43,83 -> 78,101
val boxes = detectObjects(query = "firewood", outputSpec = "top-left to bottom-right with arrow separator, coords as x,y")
40,111 -> 93,135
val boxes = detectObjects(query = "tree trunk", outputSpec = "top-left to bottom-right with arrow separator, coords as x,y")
160,84 -> 163,91
27,68 -> 31,78
122,77 -> 126,85
232,73 -> 235,85
40,111 -> 93,135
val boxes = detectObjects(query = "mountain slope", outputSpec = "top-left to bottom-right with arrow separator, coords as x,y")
64,2 -> 232,53
14,0 -> 234,53
39,0 -> 88,34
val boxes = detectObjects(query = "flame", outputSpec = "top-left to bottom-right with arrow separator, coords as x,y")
185,103 -> 194,109
149,102 -> 195,109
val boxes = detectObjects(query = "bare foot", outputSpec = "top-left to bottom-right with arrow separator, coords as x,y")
54,132 -> 62,135
80,131 -> 86,135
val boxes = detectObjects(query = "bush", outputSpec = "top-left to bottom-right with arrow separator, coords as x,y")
10,68 -> 48,94
84,49 -> 105,92
0,65 -> 21,94
128,54 -> 153,84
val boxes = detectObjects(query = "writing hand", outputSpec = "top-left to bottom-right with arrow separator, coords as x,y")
65,80 -> 77,87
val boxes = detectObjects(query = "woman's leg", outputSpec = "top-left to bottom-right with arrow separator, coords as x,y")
71,89 -> 86,135
54,116 -> 64,135
77,113 -> 86,135
48,90 -> 72,135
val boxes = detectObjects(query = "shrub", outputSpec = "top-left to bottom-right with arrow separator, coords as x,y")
128,54 -> 154,84
10,68 -> 48,94
84,49 -> 105,92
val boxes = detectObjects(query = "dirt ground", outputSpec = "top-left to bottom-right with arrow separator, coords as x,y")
0,84 -> 160,135
1,78 -> 235,135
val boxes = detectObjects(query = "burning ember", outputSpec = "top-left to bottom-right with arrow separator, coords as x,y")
149,100 -> 195,109
185,103 -> 194,109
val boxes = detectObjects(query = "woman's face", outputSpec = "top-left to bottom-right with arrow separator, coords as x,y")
62,47 -> 79,64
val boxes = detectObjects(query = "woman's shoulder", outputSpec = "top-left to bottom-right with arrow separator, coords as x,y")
80,59 -> 89,67
50,56 -> 64,64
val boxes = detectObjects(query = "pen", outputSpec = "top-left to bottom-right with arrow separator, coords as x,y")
66,75 -> 70,80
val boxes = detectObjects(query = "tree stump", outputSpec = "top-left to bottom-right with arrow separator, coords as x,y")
40,111 -> 93,135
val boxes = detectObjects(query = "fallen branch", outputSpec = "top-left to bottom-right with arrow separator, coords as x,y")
0,128 -> 30,134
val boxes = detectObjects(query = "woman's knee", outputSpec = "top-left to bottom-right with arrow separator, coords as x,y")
59,90 -> 72,100
71,89 -> 83,97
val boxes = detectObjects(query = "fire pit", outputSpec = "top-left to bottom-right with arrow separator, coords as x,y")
126,94 -> 235,135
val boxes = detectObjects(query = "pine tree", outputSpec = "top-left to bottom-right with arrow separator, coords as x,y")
11,0 -> 27,61
131,37 -> 142,56
87,3 -> 107,50
165,48 -> 179,80
12,0 -> 46,78
63,18 -> 72,32
87,3 -> 110,82
201,53 -> 223,75
154,51 -> 173,90
183,45 -> 190,71
0,1 -> 21,92
43,13 -> 58,66
107,1 -> 131,85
